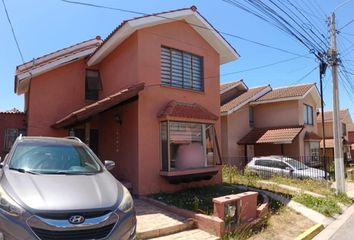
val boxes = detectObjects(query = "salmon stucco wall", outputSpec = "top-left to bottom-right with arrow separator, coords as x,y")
97,101 -> 139,194
0,113 -> 27,159
26,60 -> 89,136
221,105 -> 252,163
253,100 -> 300,128
98,33 -> 139,98
135,20 -> 222,195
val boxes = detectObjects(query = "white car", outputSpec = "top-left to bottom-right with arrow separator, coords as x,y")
246,156 -> 327,180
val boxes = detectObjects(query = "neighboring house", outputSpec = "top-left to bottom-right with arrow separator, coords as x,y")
0,108 -> 26,160
317,109 -> 353,161
221,81 -> 321,167
348,123 -> 354,158
13,6 -> 239,195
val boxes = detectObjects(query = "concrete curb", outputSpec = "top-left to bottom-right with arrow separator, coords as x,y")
313,203 -> 354,240
231,184 -> 334,226
295,224 -> 324,240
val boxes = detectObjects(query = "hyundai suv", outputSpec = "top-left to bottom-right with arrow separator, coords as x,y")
0,136 -> 136,240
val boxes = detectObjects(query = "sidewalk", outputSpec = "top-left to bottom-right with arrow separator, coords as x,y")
313,182 -> 354,240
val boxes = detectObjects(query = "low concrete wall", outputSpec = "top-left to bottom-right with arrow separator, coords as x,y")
142,191 -> 269,237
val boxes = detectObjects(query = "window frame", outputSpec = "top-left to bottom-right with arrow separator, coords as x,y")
160,46 -> 204,92
304,104 -> 314,125
3,128 -> 26,152
85,69 -> 102,101
160,120 -> 219,172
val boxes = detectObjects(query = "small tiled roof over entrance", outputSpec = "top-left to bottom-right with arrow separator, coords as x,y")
52,83 -> 144,128
238,126 -> 304,145
158,101 -> 218,122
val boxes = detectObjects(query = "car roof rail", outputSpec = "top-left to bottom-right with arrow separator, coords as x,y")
64,136 -> 82,143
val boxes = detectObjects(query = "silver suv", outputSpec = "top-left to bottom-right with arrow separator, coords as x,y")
0,136 -> 136,240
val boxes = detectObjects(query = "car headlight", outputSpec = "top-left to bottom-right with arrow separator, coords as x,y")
0,186 -> 23,217
117,187 -> 134,213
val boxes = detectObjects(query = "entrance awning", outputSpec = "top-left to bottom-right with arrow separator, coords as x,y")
52,83 -> 145,128
158,100 -> 218,123
238,126 -> 304,145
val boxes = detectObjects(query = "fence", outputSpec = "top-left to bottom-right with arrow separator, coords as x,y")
222,155 -> 337,181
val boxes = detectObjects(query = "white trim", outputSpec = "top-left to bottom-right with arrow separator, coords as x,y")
221,85 -> 271,116
88,9 -> 239,66
220,80 -> 247,94
16,48 -> 96,95
16,39 -> 100,73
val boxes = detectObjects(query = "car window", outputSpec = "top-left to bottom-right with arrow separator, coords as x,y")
272,161 -> 288,169
9,141 -> 102,174
255,159 -> 273,167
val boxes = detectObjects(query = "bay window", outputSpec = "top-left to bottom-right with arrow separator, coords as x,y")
160,121 -> 218,171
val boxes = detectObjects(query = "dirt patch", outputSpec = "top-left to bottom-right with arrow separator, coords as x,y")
248,207 -> 314,240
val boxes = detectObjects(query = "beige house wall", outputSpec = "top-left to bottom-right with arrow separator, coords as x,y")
222,90 -> 320,162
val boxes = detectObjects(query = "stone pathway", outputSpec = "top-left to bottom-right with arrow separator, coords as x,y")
135,199 -> 217,239
151,229 -> 219,240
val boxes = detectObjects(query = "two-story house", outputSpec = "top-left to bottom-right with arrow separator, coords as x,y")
13,6 -> 239,195
221,81 -> 321,167
317,109 -> 352,161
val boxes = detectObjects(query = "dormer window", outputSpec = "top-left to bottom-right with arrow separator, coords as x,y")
85,69 -> 102,101
161,46 -> 203,91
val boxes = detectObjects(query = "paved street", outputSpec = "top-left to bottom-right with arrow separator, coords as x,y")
330,213 -> 354,240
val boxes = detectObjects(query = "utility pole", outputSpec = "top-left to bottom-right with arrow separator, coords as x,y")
319,61 -> 327,179
329,12 -> 346,193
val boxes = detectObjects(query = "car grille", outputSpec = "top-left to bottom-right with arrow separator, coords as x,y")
31,223 -> 115,240
36,210 -> 111,220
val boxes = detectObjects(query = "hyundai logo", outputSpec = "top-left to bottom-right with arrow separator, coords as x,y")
68,215 -> 85,224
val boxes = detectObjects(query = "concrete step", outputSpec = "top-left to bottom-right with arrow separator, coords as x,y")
137,218 -> 195,239
150,229 -> 220,240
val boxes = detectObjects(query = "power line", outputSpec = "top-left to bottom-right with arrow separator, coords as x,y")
1,0 -> 25,63
222,0 -> 328,60
60,0 -> 313,59
218,53 -> 311,78
290,65 -> 318,85
339,19 -> 354,31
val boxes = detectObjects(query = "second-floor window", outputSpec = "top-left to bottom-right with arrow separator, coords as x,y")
304,104 -> 314,125
85,69 -> 102,101
249,106 -> 254,127
161,46 -> 203,91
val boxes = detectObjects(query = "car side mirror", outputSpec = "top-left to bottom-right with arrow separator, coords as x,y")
285,167 -> 293,171
104,160 -> 116,171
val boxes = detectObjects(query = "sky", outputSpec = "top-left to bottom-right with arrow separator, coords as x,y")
1,0 -> 354,115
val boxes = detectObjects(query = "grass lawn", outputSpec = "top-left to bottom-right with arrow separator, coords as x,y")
222,165 -> 353,217
247,208 -> 314,240
151,184 -> 266,215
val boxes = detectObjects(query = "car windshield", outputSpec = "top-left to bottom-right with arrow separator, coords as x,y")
9,141 -> 102,175
284,158 -> 308,170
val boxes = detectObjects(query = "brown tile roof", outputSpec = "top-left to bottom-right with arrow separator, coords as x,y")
316,109 -> 348,122
304,131 -> 321,141
255,83 -> 315,103
221,86 -> 270,113
238,126 -> 304,145
52,83 -> 145,128
158,101 -> 218,122
0,108 -> 25,114
220,80 -> 243,92
16,37 -> 102,74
